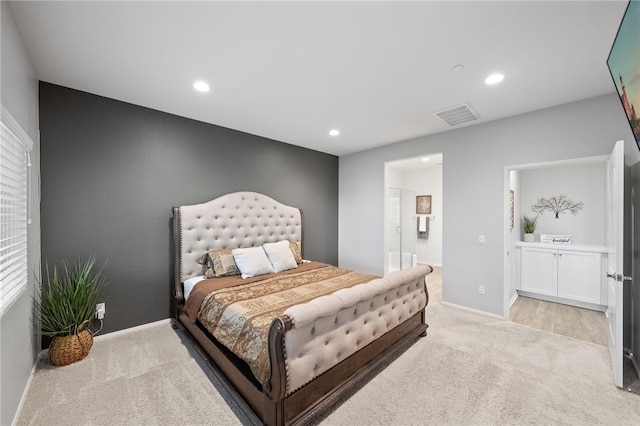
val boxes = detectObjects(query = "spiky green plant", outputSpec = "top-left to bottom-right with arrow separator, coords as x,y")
522,215 -> 538,234
33,257 -> 107,337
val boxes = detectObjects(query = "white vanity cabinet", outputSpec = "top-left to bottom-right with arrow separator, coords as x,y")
520,247 -> 557,296
556,250 -> 602,304
517,243 -> 606,309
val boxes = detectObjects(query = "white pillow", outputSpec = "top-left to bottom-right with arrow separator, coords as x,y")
263,240 -> 298,273
232,247 -> 274,279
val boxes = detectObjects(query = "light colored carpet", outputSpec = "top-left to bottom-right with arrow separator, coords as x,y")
17,302 -> 640,425
16,322 -> 252,426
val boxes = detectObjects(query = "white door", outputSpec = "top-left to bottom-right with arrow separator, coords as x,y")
606,140 -> 625,388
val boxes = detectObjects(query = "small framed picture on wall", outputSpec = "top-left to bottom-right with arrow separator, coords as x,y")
416,195 -> 432,214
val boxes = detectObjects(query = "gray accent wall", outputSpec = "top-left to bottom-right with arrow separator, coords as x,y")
339,94 -> 636,317
39,82 -> 338,334
1,3 -> 41,425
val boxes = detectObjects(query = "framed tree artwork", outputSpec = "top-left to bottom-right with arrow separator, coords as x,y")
416,195 -> 432,214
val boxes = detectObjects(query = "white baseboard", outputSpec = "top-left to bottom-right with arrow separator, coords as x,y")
509,292 -> 518,308
12,352 -> 41,426
517,290 -> 606,312
93,318 -> 171,341
36,318 -> 173,360
440,301 -> 504,320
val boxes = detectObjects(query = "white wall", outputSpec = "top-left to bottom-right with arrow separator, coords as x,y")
387,167 -> 403,188
339,94 -> 636,316
403,166 -> 443,266
519,162 -> 606,245
0,2 -> 41,425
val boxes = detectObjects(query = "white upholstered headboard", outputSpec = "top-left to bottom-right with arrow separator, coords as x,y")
173,192 -> 303,293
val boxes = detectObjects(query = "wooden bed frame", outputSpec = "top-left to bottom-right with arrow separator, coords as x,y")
171,192 -> 430,425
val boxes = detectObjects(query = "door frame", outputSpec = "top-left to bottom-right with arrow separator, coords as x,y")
502,154 -> 609,320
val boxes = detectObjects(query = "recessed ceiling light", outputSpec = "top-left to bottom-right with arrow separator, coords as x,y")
421,157 -> 430,162
329,129 -> 340,137
193,81 -> 210,92
485,73 -> 504,85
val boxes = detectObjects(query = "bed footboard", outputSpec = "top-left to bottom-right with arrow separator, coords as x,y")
267,265 -> 431,403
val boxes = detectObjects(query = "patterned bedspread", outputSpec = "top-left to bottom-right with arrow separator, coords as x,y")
195,262 -> 378,386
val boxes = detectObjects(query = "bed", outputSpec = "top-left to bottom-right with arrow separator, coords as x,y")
171,191 -> 431,425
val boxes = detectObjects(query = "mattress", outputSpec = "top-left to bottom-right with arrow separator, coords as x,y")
183,275 -> 204,301
194,262 -> 378,386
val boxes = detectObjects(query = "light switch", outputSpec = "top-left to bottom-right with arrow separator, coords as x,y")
479,235 -> 486,244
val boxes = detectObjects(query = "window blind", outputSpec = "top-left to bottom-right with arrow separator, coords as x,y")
0,106 -> 32,317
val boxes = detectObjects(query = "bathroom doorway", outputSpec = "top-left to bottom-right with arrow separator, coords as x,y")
384,153 -> 443,277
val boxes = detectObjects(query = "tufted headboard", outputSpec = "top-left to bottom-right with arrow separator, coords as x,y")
172,192 -> 303,299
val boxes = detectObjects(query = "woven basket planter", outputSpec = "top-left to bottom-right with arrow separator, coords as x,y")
48,328 -> 94,367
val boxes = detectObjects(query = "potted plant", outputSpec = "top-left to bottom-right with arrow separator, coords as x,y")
33,256 -> 107,366
522,215 -> 538,242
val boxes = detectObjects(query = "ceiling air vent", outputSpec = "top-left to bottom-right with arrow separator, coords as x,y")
433,104 -> 479,127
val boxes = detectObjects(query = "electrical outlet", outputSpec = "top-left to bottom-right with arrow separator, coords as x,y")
478,235 -> 486,244
478,285 -> 485,295
96,302 -> 105,320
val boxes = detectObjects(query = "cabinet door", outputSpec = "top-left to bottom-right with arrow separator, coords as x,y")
520,247 -> 556,296
557,250 -> 602,304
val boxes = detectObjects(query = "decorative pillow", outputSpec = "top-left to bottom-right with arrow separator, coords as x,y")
198,248 -> 240,278
232,247 -> 274,279
289,241 -> 303,264
264,241 -> 298,273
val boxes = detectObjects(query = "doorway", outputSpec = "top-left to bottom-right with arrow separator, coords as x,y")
503,155 -> 609,318
384,153 -> 443,276
503,145 -> 637,390
505,155 -> 611,346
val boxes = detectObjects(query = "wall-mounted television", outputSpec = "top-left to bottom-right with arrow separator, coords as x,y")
607,0 -> 640,150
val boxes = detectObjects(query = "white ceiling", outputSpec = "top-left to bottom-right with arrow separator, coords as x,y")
388,153 -> 443,172
8,1 -> 628,156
